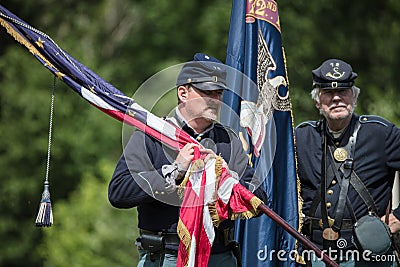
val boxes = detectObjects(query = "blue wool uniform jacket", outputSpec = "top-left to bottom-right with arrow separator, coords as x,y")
108,114 -> 267,252
295,114 -> 400,225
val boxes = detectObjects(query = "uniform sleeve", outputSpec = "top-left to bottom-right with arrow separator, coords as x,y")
359,117 -> 400,219
108,131 -> 170,208
385,122 -> 400,170
384,123 -> 400,221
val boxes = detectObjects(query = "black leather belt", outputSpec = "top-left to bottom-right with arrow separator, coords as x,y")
308,217 -> 353,230
139,229 -> 180,247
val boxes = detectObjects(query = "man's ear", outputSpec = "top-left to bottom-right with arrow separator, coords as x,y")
315,101 -> 321,110
177,85 -> 188,102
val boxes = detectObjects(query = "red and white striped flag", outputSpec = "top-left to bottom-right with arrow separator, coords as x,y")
177,149 -> 262,267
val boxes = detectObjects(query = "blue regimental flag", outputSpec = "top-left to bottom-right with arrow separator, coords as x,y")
221,0 -> 301,266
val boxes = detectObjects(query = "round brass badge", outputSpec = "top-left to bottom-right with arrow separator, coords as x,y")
322,228 -> 339,241
333,147 -> 348,162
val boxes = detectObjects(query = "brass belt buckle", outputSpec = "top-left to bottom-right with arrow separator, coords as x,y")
323,228 -> 339,241
319,216 -> 335,229
320,216 -> 338,241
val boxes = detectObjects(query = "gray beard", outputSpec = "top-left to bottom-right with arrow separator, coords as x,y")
319,106 -> 354,122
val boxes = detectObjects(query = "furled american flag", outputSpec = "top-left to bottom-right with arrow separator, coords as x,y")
0,5 -> 196,152
177,149 -> 262,267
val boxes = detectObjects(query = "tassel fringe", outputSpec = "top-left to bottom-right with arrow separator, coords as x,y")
208,202 -> 221,228
209,155 -> 223,227
177,159 -> 205,198
35,181 -> 53,227
230,196 -> 263,220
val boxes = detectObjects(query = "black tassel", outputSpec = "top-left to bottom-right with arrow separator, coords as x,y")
36,77 -> 56,227
35,182 -> 53,227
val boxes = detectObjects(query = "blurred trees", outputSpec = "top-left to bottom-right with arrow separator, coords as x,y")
39,160 -> 138,267
0,0 -> 399,266
280,1 -> 400,124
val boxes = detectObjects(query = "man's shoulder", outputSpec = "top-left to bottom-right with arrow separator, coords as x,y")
358,115 -> 391,127
132,129 -> 163,148
295,120 -> 322,130
214,123 -> 239,138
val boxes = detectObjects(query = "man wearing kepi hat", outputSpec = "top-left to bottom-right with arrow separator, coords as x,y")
109,53 -> 266,266
296,59 -> 400,266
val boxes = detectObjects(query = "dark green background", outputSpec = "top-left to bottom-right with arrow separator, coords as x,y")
1,1 -> 399,266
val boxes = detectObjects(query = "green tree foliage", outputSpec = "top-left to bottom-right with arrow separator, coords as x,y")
280,1 -> 400,125
39,160 -> 137,267
0,2 -> 122,266
0,0 -> 399,266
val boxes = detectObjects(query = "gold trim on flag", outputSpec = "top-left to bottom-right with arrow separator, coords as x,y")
0,18 -> 57,71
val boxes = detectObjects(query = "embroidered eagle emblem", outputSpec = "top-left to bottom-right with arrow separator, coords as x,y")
240,30 -> 290,157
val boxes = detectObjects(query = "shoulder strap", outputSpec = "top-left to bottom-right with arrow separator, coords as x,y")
348,171 -> 379,214
331,121 -> 360,231
359,115 -> 389,127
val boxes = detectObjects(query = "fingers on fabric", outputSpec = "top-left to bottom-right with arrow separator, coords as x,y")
200,148 -> 216,163
176,143 -> 200,171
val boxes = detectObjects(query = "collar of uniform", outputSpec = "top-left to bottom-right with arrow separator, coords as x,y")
325,114 -> 359,146
328,126 -> 345,139
172,107 -> 215,138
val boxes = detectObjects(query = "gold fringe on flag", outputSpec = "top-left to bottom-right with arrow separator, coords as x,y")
177,159 -> 204,198
230,196 -> 263,220
208,155 -> 223,227
177,218 -> 191,250
282,49 -> 306,264
0,18 -> 57,70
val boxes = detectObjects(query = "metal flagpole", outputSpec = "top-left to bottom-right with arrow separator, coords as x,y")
258,203 -> 339,267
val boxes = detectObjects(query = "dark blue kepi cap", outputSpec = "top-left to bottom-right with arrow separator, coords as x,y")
176,53 -> 228,91
312,59 -> 358,89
